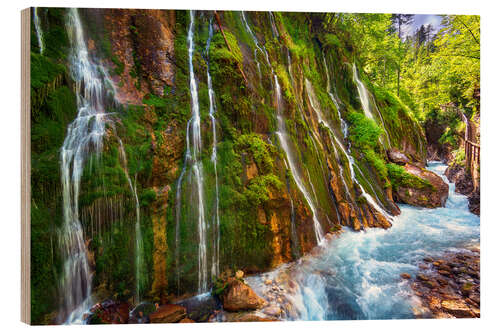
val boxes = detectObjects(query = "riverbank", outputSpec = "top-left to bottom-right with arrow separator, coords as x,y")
408,246 -> 480,318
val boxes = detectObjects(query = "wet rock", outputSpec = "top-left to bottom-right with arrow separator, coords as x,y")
149,304 -> 187,323
88,300 -> 130,324
179,318 -> 196,323
417,274 -> 430,281
400,273 -> 411,279
128,302 -> 157,323
223,312 -> 278,322
393,164 -> 449,208
388,148 -> 410,165
441,300 -> 473,318
410,249 -> 480,319
222,279 -> 266,312
262,304 -> 282,317
176,293 -> 220,322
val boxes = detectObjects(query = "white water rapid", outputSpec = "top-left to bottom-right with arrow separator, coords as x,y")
246,161 -> 479,320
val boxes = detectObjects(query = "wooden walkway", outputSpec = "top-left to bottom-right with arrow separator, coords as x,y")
465,138 -> 480,169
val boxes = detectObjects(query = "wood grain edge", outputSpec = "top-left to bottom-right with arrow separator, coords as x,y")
21,7 -> 31,325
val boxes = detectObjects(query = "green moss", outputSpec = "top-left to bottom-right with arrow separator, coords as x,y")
140,188 -> 157,207
235,134 -> 276,173
347,111 -> 382,150
387,163 -> 433,191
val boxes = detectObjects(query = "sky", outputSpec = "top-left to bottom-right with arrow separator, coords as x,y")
406,14 -> 443,37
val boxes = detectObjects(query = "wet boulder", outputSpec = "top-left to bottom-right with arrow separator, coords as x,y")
392,164 -> 448,208
87,300 -> 130,324
148,304 -> 187,323
176,293 -> 220,322
388,148 -> 410,165
221,278 -> 266,312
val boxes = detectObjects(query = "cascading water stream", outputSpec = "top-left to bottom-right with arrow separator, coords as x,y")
352,63 -> 391,148
59,8 -> 142,323
33,7 -> 44,54
304,79 -> 392,221
322,55 -> 348,138
274,75 -> 324,244
269,11 -> 279,39
59,8 -> 111,323
118,140 -> 143,302
241,13 -> 322,244
247,161 -> 479,320
174,10 -> 209,293
205,20 -> 220,278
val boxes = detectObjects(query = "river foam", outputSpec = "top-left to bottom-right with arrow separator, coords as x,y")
246,161 -> 479,320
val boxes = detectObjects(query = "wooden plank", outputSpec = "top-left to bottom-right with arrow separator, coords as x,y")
21,7 -> 31,325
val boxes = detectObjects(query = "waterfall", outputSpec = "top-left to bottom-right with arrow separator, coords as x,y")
352,63 -> 373,120
206,19 -> 220,278
59,8 -> 143,323
174,10 -> 209,293
269,11 -> 279,38
33,7 -> 44,54
118,140 -> 143,302
241,13 -> 324,244
304,79 -> 392,222
322,55 -> 348,138
59,8 -> 111,323
460,111 -> 470,141
274,75 -> 324,244
352,63 -> 391,148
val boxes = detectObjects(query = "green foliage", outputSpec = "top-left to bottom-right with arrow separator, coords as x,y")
30,53 -> 65,90
347,111 -> 382,150
140,188 -> 157,207
364,149 -> 388,179
324,33 -> 341,48
235,134 -> 277,173
243,175 -> 283,206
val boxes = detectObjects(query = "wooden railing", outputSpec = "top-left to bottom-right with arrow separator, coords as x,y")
465,138 -> 480,168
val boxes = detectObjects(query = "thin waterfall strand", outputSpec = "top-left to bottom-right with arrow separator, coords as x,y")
206,20 -> 220,278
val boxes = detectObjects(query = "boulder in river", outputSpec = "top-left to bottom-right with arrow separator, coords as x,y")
148,304 -> 187,323
87,300 -> 130,324
221,278 -> 267,312
393,164 -> 449,208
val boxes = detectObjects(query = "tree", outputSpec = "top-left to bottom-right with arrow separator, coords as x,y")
390,14 -> 415,96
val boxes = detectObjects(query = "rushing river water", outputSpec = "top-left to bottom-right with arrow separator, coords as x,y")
246,161 -> 480,320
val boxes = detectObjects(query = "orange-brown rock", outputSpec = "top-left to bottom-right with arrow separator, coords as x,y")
178,318 -> 196,323
103,9 -> 175,104
221,279 -> 267,312
149,304 -> 187,323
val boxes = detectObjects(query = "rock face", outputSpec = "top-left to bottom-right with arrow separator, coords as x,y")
394,164 -> 449,208
148,304 -> 187,323
221,279 -> 266,312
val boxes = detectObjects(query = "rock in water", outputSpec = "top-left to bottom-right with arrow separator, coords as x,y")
394,164 -> 449,208
222,279 -> 266,312
88,300 -> 130,324
148,304 -> 187,323
235,270 -> 245,279
441,300 -> 473,318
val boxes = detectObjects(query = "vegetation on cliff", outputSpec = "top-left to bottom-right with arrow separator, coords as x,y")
29,8 -> 479,324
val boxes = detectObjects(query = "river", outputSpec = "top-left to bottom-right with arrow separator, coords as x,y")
246,161 -> 480,320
